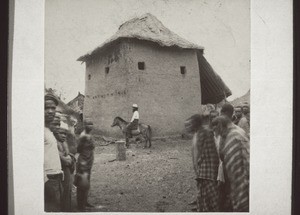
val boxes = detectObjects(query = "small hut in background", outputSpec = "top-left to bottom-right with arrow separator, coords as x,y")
78,13 -> 231,137
67,92 -> 85,121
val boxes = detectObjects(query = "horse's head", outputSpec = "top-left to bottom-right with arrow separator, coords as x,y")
111,117 -> 118,127
111,116 -> 127,128
111,117 -> 120,127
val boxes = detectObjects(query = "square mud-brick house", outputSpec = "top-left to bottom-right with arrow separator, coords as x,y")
78,13 -> 231,137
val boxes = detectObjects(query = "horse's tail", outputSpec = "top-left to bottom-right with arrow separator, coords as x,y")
147,125 -> 152,146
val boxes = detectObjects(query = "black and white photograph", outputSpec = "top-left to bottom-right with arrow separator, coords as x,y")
10,0 -> 293,214
44,0 -> 250,212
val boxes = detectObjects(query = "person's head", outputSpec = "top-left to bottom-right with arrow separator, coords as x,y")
220,103 -> 234,120
45,93 -> 58,126
245,112 -> 250,122
211,115 -> 231,138
69,116 -> 78,127
84,118 -> 93,133
209,110 -> 219,125
57,121 -> 69,142
184,114 -> 203,134
234,106 -> 243,118
49,112 -> 61,134
242,102 -> 250,115
132,104 -> 138,112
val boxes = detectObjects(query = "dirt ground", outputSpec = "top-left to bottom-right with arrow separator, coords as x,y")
72,138 -> 198,212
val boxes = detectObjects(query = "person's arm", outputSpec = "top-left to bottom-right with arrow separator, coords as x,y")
60,154 -> 72,166
77,135 -> 87,153
191,133 -> 199,177
193,132 -> 205,178
130,114 -> 135,122
62,141 -> 70,156
58,142 -> 72,166
130,111 -> 138,122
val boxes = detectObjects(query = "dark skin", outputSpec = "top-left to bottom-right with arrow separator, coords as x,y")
50,122 -> 60,137
234,107 -> 243,119
85,124 -> 93,134
57,128 -> 72,164
132,107 -> 138,113
209,112 -> 219,126
242,106 -> 250,115
57,130 -> 67,143
45,100 -> 56,127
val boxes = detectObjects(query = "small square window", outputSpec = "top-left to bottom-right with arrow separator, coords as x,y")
138,62 -> 145,70
88,74 -> 91,80
180,66 -> 186,75
105,67 -> 110,75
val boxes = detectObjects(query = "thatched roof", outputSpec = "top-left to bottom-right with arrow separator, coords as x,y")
78,13 -> 204,61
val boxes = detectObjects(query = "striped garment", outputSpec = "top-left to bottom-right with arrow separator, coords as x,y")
219,124 -> 250,212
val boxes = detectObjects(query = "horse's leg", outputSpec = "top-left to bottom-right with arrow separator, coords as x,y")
143,132 -> 147,148
124,133 -> 129,148
148,129 -> 152,148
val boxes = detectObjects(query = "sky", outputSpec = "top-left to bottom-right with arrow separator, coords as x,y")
45,0 -> 250,103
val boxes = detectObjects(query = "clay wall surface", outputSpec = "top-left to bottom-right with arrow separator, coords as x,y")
84,39 -> 201,137
125,39 -> 202,136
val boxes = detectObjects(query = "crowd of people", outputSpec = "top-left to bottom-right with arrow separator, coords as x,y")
44,92 -> 95,212
44,89 -> 250,212
185,102 -> 250,212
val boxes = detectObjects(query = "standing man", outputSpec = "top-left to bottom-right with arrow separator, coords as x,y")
211,116 -> 249,212
44,93 -> 63,212
49,111 -> 61,137
232,106 -> 243,125
185,114 -> 220,212
75,119 -> 95,211
124,104 -> 139,147
238,103 -> 250,136
220,103 -> 234,121
209,110 -> 219,127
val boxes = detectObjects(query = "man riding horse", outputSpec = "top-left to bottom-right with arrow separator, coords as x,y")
111,104 -> 152,148
125,104 -> 139,138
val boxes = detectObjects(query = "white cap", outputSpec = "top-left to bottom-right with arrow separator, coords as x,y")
132,104 -> 138,108
60,121 -> 69,131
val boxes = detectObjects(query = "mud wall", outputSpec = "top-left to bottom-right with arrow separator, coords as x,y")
83,39 -> 202,137
125,39 -> 202,136
83,41 -> 131,137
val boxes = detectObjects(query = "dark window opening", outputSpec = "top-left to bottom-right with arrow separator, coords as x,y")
180,66 -> 186,75
138,62 -> 145,70
88,74 -> 91,80
105,67 -> 110,75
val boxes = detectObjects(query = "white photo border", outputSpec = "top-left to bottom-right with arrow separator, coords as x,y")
10,0 -> 292,214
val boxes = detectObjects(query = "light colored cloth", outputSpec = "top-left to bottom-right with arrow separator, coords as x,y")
44,127 -> 63,182
215,135 -> 225,183
238,117 -> 250,137
130,110 -> 139,122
